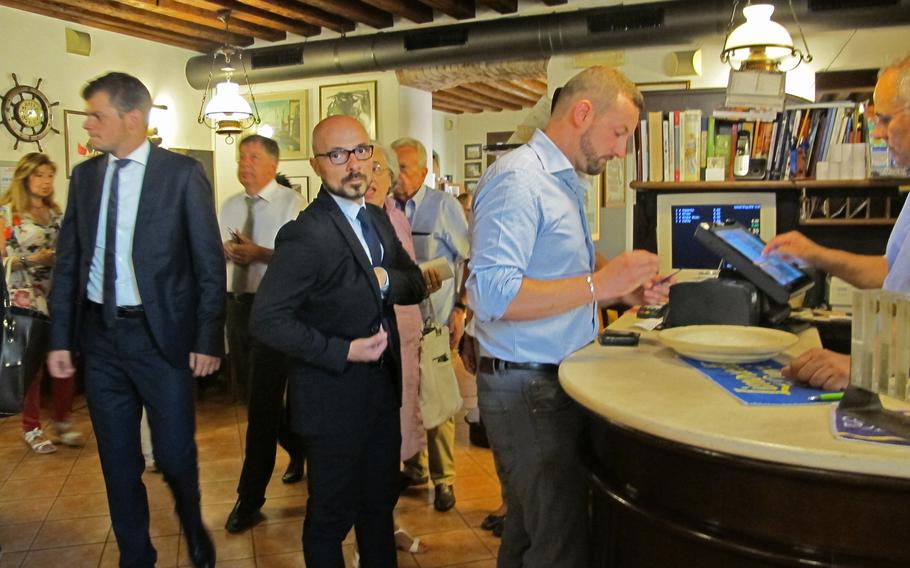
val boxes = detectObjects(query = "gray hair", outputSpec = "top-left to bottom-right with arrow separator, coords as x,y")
372,142 -> 400,187
390,136 -> 428,169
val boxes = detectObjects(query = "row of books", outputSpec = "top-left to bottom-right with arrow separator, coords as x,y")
631,102 -> 874,182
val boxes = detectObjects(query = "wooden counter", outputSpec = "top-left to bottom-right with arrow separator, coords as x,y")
561,320 -> 910,567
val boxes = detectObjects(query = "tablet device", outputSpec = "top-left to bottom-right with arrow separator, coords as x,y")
693,222 -> 814,304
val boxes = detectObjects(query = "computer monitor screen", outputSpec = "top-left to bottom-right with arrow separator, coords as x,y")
656,192 -> 777,276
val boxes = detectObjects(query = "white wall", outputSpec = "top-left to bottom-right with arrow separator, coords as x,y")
0,6 -> 211,204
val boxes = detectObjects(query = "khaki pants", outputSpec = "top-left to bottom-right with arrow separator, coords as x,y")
402,415 -> 455,485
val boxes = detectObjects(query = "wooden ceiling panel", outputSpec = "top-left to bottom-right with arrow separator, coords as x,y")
297,0 -> 393,29
478,0 -> 517,14
370,0 -> 433,23
178,0 -> 321,36
417,0 -> 475,20
238,0 -> 355,34
117,0 -> 285,42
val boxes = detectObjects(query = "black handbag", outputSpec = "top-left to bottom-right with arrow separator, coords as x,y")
0,260 -> 51,416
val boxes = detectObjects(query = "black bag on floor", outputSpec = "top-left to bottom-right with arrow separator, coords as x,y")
0,262 -> 51,416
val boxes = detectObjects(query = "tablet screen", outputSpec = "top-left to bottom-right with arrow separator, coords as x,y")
713,226 -> 804,287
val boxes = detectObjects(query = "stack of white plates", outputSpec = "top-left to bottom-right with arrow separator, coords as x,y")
658,325 -> 799,364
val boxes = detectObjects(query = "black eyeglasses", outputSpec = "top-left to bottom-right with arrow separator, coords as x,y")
314,144 -> 374,165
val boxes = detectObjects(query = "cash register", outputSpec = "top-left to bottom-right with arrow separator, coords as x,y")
663,222 -> 815,328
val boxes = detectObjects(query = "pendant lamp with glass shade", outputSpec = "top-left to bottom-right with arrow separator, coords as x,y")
720,1 -> 812,72
197,10 -> 260,143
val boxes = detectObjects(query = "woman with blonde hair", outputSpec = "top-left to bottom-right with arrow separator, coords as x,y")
0,152 -> 83,453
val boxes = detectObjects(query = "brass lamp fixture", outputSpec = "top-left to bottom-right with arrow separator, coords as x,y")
197,10 -> 259,143
720,1 -> 812,72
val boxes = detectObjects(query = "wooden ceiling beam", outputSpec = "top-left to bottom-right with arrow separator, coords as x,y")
42,0 -> 254,46
296,0 -> 392,29
369,0 -> 433,23
177,0 -> 321,36
477,0 -> 517,14
459,83 -> 531,108
432,101 -> 465,114
117,0 -> 285,42
0,0 -> 217,52
450,86 -> 522,110
516,78 -> 548,94
417,0 -> 475,20
433,91 -> 489,113
238,0 -> 354,33
434,90 -> 501,112
490,80 -> 541,102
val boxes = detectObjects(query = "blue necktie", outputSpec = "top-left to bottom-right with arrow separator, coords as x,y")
103,158 -> 131,327
357,207 -> 382,268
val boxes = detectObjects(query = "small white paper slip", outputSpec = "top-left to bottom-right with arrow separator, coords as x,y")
418,257 -> 454,281
632,318 -> 662,331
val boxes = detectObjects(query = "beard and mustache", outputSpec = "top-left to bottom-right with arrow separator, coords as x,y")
324,170 -> 371,200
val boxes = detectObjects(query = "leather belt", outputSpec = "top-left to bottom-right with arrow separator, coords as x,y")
227,292 -> 256,302
478,356 -> 559,375
87,301 -> 145,319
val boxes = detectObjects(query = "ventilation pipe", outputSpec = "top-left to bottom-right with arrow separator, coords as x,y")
185,0 -> 910,89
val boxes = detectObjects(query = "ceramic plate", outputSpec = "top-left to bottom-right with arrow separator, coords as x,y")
658,325 -> 798,363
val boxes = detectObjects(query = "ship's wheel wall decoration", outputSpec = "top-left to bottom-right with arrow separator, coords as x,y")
1,73 -> 60,151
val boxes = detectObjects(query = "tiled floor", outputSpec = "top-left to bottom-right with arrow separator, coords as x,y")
0,359 -> 501,567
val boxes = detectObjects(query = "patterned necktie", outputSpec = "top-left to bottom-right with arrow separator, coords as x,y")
231,196 -> 256,293
102,158 -> 131,327
357,207 -> 382,268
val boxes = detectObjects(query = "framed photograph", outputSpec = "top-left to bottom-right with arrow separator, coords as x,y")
464,180 -> 478,193
603,158 -> 626,208
464,143 -> 482,160
320,81 -> 377,139
64,110 -> 101,178
287,175 -> 311,203
251,91 -> 308,160
636,80 -> 691,92
464,161 -> 482,179
585,174 -> 602,241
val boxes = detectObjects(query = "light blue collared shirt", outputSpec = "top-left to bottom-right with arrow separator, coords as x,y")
884,196 -> 910,292
466,129 -> 597,364
87,140 -> 150,306
328,191 -> 388,294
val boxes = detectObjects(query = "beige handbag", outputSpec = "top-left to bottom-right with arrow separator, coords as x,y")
418,316 -> 463,430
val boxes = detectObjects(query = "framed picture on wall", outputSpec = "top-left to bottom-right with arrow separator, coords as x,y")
251,91 -> 308,160
464,161 -> 482,179
287,175 -> 312,204
64,110 -> 101,178
320,81 -> 377,139
585,174 -> 602,241
464,180 -> 478,193
603,158 -> 626,208
464,143 -> 482,160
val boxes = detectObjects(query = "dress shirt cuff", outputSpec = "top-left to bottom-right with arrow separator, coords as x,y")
466,265 -> 523,322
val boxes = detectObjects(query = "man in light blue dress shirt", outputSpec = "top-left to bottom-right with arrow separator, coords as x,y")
765,55 -> 910,391
467,66 -> 667,568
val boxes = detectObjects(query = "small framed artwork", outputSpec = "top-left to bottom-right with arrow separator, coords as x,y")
603,158 -> 626,208
585,174 -> 602,241
320,80 -> 378,139
464,180 -> 478,193
464,161 -> 482,179
64,110 -> 101,178
251,91 -> 308,160
464,143 -> 482,160
287,176 -> 312,204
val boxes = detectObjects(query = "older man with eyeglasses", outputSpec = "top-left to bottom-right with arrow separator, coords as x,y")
763,54 -> 910,391
250,115 -> 426,566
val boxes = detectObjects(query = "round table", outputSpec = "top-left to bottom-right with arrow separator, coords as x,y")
560,323 -> 910,567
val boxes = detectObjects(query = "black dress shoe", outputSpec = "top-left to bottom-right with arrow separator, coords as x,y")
224,499 -> 264,533
186,528 -> 216,568
282,460 -> 305,484
399,471 -> 428,488
433,484 -> 455,512
480,513 -> 505,531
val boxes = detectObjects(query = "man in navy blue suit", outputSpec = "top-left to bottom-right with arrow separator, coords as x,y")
47,72 -> 224,568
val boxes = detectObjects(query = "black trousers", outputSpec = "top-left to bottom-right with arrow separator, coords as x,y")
236,327 -> 305,508
302,366 -> 401,568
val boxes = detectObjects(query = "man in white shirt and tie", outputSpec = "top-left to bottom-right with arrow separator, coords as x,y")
220,134 -> 306,533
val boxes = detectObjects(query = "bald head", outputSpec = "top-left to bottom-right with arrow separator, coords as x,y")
310,115 -> 373,201
544,66 -> 643,175
873,54 -> 910,166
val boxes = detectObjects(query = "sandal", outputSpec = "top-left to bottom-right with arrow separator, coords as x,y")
394,528 -> 426,554
23,428 -> 57,454
49,421 -> 84,447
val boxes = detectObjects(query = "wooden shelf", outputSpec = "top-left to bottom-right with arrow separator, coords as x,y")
630,179 -> 910,192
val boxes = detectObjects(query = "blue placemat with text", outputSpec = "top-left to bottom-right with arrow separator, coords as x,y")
832,408 -> 910,446
682,357 -> 823,405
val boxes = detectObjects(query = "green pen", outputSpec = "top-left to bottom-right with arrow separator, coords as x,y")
808,392 -> 845,402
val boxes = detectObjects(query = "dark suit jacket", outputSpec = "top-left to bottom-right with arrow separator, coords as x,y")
250,188 -> 425,436
49,145 -> 226,368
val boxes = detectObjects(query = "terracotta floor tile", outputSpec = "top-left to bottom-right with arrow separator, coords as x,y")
46,491 -> 109,520
254,550 -> 305,568
0,476 -> 65,502
263,475 -> 308,499
149,507 -> 181,538
0,550 -> 26,567
396,505 -> 471,536
21,543 -> 104,568
177,528 -> 252,565
10,455 -> 76,480
197,458 -> 243,483
448,559 -> 498,568
214,558 -> 257,568
447,475 -> 501,502
146,483 -> 177,511
260,494 -> 307,524
200,501 -> 235,530
251,519 -> 303,557
31,515 -> 110,549
0,497 -> 54,525
199,479 -> 241,505
0,523 -> 41,552
454,496 -> 504,530
60,472 -> 107,495
99,534 -> 180,568
410,528 -> 492,568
